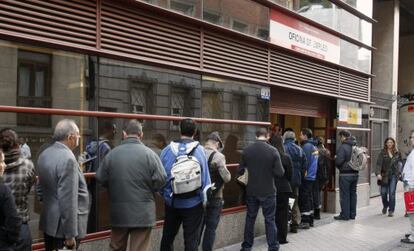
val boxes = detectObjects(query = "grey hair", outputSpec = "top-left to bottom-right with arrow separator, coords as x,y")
283,131 -> 296,141
53,119 -> 79,141
124,119 -> 143,136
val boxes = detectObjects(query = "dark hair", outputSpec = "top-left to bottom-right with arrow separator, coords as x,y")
301,128 -> 312,139
124,119 -> 142,136
339,130 -> 351,138
0,128 -> 19,152
271,135 -> 285,155
180,118 -> 197,137
256,128 -> 268,138
315,136 -> 325,147
383,137 -> 397,154
99,121 -> 115,136
152,133 -> 167,148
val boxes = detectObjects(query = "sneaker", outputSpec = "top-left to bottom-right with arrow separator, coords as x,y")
334,215 -> 349,221
382,207 -> 387,215
401,238 -> 414,244
298,222 -> 310,229
388,211 -> 394,217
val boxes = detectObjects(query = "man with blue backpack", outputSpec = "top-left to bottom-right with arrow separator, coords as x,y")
159,118 -> 211,251
283,130 -> 307,233
299,128 -> 319,229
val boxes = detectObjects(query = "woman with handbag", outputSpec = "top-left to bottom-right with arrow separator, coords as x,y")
375,137 -> 402,217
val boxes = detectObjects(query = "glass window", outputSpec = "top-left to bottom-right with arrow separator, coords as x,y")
340,0 -> 373,18
340,39 -> 371,73
203,0 -> 270,39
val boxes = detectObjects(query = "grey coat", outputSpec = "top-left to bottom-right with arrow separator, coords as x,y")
96,137 -> 167,228
37,142 -> 89,239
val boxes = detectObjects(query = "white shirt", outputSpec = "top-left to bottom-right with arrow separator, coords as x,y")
20,143 -> 31,159
403,150 -> 414,186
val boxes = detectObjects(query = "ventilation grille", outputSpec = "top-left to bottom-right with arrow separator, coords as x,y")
100,1 -> 201,68
339,70 -> 370,101
0,0 -> 97,47
203,32 -> 268,82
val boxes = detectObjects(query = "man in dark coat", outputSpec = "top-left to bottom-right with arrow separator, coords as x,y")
97,120 -> 166,251
334,130 -> 358,221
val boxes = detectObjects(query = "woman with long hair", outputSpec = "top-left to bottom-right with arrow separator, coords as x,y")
375,137 -> 402,217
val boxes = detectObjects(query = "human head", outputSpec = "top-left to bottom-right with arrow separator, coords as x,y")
384,137 -> 397,153
19,137 -> 25,145
315,136 -> 325,147
338,130 -> 351,143
53,119 -> 80,150
99,121 -> 116,140
283,130 -> 296,141
256,128 -> 268,140
410,130 -> 414,147
0,149 -> 5,177
271,134 -> 285,155
152,133 -> 167,149
124,119 -> 143,139
180,118 -> 197,138
300,128 -> 312,141
206,131 -> 223,150
0,128 -> 19,152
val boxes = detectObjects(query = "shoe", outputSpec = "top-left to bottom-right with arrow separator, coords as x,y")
382,207 -> 387,215
405,234 -> 411,238
406,212 -> 409,217
290,225 -> 298,233
279,240 -> 289,245
298,222 -> 310,229
314,209 -> 321,220
388,211 -> 394,217
350,217 -> 355,220
309,215 -> 314,227
401,238 -> 414,244
334,215 -> 349,221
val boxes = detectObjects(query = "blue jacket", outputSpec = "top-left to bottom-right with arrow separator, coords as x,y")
160,139 -> 211,208
302,139 -> 318,181
284,139 -> 307,187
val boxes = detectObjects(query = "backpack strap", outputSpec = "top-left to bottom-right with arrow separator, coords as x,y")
208,151 -> 217,168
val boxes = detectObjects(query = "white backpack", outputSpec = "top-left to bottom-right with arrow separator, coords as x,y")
348,146 -> 369,171
170,144 -> 202,198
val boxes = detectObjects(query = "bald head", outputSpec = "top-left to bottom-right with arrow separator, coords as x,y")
53,119 -> 79,142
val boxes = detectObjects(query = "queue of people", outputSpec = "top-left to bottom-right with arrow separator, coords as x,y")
1,117 -> 410,251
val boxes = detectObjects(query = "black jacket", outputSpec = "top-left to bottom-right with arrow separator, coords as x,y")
275,153 -> 293,194
375,150 -> 402,184
0,178 -> 21,249
239,140 -> 284,197
335,139 -> 358,174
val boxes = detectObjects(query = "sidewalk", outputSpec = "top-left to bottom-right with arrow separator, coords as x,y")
216,187 -> 412,251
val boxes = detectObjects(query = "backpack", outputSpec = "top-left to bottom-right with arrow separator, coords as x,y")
207,151 -> 224,196
170,144 -> 202,199
348,146 -> 368,171
82,140 -> 110,173
317,152 -> 329,184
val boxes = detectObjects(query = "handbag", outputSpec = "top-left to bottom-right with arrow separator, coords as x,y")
404,190 -> 414,214
237,169 -> 248,186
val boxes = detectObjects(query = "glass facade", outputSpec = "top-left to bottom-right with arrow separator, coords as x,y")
340,0 -> 373,18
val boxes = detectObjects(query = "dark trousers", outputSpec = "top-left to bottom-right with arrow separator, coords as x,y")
44,234 -> 81,251
14,223 -> 31,251
299,180 -> 314,218
160,203 -> 204,251
241,195 -> 279,251
381,174 -> 398,212
275,193 -> 290,243
339,174 -> 358,219
201,198 -> 223,251
312,180 -> 321,210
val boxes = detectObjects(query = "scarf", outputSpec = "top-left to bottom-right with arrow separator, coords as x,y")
4,147 -> 21,165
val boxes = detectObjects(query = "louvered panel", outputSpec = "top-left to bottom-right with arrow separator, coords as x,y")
0,0 -> 96,47
101,1 -> 201,68
203,33 -> 268,81
270,52 -> 339,96
339,71 -> 369,100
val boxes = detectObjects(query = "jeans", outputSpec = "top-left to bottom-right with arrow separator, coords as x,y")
299,180 -> 314,217
160,203 -> 204,251
15,223 -> 32,251
275,193 -> 290,242
241,195 -> 279,251
201,198 -> 223,251
380,174 -> 398,212
339,174 -> 358,219
312,180 -> 322,210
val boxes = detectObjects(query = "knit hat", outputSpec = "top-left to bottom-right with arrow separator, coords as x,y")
207,131 -> 223,149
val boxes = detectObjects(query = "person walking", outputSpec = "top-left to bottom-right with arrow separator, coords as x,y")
0,148 -> 22,251
159,118 -> 211,251
271,135 -> 292,244
96,120 -> 166,251
375,137 -> 402,217
334,130 -> 358,221
401,130 -> 414,244
314,136 -> 331,220
0,129 -> 36,251
283,130 -> 307,233
201,131 -> 231,251
239,128 -> 284,251
37,119 -> 89,251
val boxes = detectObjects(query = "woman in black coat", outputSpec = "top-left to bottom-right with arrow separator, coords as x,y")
271,135 -> 292,244
0,149 -> 22,251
